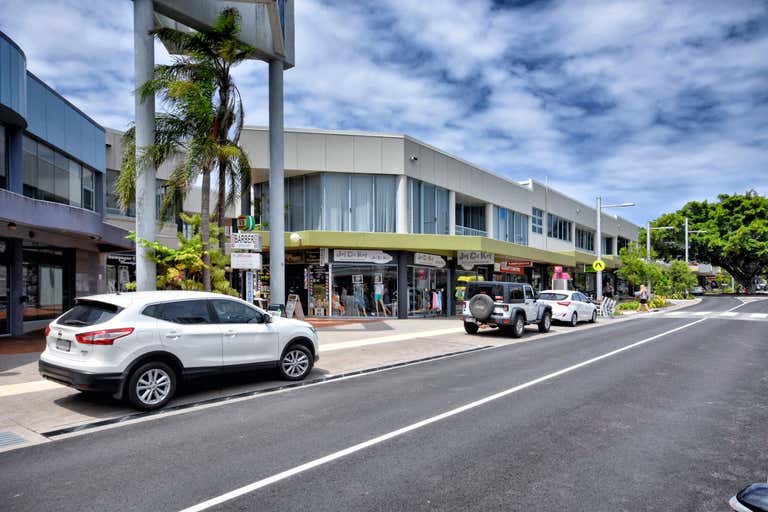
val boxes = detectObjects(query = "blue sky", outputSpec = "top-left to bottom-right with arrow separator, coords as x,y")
1,0 -> 767,225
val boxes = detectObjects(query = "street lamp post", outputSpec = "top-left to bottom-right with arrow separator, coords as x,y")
596,197 -> 635,301
684,216 -> 707,264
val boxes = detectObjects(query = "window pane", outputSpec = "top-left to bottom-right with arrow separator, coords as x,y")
436,187 -> 449,235
69,160 -> 82,208
211,299 -> 262,324
324,174 -> 348,231
374,175 -> 396,232
159,300 -> 211,324
422,183 -> 436,234
36,144 -> 54,201
0,125 -> 6,189
288,176 -> 305,231
350,175 -> 373,232
82,168 -> 94,210
54,152 -> 69,205
410,179 -> 421,233
22,137 -> 37,197
305,174 -> 322,229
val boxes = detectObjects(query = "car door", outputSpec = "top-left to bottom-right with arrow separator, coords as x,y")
523,285 -> 538,321
574,293 -> 591,317
151,299 -> 223,368
210,299 -> 279,366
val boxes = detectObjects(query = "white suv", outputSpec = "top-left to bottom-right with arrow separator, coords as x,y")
39,291 -> 319,410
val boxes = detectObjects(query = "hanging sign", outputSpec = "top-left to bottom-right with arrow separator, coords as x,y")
457,251 -> 494,270
245,271 -> 254,303
500,262 -> 526,275
237,215 -> 257,231
505,260 -> 532,268
231,232 -> 261,250
414,252 -> 446,268
231,252 -> 263,270
334,249 -> 393,264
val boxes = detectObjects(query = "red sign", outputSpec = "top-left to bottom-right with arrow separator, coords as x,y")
505,260 -> 533,267
500,263 -> 526,275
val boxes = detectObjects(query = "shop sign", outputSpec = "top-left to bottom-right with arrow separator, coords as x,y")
414,252 -> 446,268
305,249 -> 320,265
237,215 -> 257,231
500,262 -> 526,275
334,249 -> 393,264
505,260 -> 532,268
231,252 -> 263,270
457,251 -> 494,270
245,271 -> 254,303
231,232 -> 261,251
108,254 -> 136,265
286,252 -> 304,264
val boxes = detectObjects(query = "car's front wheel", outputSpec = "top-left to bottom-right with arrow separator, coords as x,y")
590,309 -> 597,323
570,312 -> 578,327
127,361 -> 177,411
464,321 -> 479,334
279,344 -> 313,381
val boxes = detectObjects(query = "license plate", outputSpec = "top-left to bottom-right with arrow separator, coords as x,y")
56,339 -> 71,352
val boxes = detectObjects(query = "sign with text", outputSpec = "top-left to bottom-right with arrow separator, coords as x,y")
500,262 -> 526,275
334,249 -> 393,264
245,271 -> 254,303
231,252 -> 263,270
414,252 -> 446,268
231,232 -> 261,250
505,260 -> 532,268
237,215 -> 257,231
457,251 -> 494,270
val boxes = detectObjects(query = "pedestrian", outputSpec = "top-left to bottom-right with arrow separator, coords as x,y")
636,284 -> 651,313
603,281 -> 614,299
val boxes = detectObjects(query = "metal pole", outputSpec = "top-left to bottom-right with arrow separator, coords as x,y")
684,216 -> 689,264
133,0 -> 156,291
268,59 -> 285,306
646,221 -> 652,296
596,196 -> 603,301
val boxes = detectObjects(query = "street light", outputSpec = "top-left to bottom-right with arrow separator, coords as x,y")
684,217 -> 707,264
646,223 -> 674,295
596,197 -> 635,301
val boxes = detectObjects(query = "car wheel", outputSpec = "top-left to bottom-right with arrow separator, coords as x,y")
538,310 -> 552,333
570,312 -> 578,327
590,309 -> 597,323
511,314 -> 525,338
127,361 -> 177,411
464,321 -> 479,335
279,344 -> 313,381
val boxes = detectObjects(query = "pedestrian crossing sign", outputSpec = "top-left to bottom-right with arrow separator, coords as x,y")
592,259 -> 606,272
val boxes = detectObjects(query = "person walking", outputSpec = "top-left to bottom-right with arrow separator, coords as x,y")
636,284 -> 651,313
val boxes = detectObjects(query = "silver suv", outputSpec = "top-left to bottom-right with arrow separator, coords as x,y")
462,282 -> 552,338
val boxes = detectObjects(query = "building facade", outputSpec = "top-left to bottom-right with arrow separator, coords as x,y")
0,32 -> 131,336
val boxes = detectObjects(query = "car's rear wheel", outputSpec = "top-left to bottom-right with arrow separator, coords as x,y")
538,310 -> 552,333
570,312 -> 578,327
590,309 -> 597,323
279,344 -> 313,381
511,314 -> 525,338
464,321 -> 479,334
127,361 -> 176,410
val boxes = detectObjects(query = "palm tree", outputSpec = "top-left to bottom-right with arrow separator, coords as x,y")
118,8 -> 254,291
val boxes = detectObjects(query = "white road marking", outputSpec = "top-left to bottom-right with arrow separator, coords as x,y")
665,311 -> 685,316
321,328 -> 463,352
692,311 -> 710,316
178,318 -> 709,512
0,380 -> 63,397
749,313 -> 768,319
718,312 -> 739,317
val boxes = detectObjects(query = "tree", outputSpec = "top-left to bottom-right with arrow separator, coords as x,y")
616,242 -> 663,287
128,213 -> 237,296
118,8 -> 253,291
665,260 -> 698,295
649,191 -> 768,291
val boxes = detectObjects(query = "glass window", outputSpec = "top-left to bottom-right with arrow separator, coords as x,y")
374,175 -> 396,232
324,174 -> 349,231
509,286 -> 524,302
436,187 -> 449,235
82,168 -> 94,210
0,125 -> 6,189
59,300 -> 121,327
54,152 -> 70,205
576,227 -> 595,251
211,299 -> 263,324
332,264 -> 397,317
22,136 -> 37,198
603,237 -> 614,255
287,176 -> 305,231
305,174 -> 322,229
539,292 -> 567,301
409,179 -> 421,233
253,182 -> 269,226
422,183 -> 436,234
350,175 -> 373,232
158,300 -> 212,324
532,207 -> 543,234
547,213 -> 572,242
69,160 -> 82,208
37,143 -> 55,202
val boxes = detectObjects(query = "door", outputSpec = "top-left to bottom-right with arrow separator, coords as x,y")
151,300 -> 223,368
573,293 -> 591,317
0,263 -> 7,335
211,299 -> 278,365
523,285 -> 538,321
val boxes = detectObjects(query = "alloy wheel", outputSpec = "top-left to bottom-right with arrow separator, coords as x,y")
282,349 -> 310,378
136,368 -> 171,406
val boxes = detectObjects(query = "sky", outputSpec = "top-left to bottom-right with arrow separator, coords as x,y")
1,0 -> 767,225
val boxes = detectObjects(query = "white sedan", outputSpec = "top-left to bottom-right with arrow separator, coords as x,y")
536,290 -> 597,326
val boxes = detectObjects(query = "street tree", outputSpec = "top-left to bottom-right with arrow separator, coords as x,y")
649,191 -> 768,291
616,242 -> 663,288
665,260 -> 698,295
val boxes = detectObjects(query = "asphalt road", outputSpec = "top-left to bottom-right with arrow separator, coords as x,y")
2,297 -> 766,511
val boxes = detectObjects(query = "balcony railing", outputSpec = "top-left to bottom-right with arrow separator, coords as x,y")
455,225 -> 487,237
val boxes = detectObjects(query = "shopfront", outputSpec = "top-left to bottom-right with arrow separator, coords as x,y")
331,249 -> 397,318
454,251 -> 493,312
407,252 -> 449,317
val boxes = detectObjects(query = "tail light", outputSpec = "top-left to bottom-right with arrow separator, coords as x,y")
76,327 -> 134,345
502,305 -> 509,311
494,296 -> 503,301
45,324 -> 51,337
556,301 -> 571,306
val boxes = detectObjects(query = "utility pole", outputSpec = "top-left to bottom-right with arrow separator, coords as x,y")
684,217 -> 689,264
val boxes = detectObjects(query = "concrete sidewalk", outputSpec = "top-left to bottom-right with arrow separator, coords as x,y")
0,302 -> 698,451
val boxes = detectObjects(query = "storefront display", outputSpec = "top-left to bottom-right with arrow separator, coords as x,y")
408,266 -> 448,317
331,264 -> 397,317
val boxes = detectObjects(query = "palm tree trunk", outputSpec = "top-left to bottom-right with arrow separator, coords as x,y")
201,168 -> 212,292
217,158 -> 227,252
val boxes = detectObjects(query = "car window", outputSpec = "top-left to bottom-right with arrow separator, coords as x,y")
157,300 -> 212,324
59,300 -> 121,327
524,286 -> 534,300
211,300 -> 263,324
573,293 -> 584,302
466,284 -> 505,301
509,286 -> 524,302
539,292 -> 567,301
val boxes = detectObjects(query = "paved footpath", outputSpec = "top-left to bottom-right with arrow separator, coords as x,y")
1,296 -> 766,511
0,299 -> 695,447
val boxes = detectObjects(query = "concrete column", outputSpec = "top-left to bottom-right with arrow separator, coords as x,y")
268,59 -> 285,306
133,0 -> 156,291
7,238 -> 23,335
396,174 -> 408,234
448,190 -> 456,235
397,251 -> 408,318
485,203 -> 495,239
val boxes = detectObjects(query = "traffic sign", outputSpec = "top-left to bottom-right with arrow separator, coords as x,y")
592,259 -> 606,272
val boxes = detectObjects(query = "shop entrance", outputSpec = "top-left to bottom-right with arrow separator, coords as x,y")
408,266 -> 448,317
0,262 -> 7,336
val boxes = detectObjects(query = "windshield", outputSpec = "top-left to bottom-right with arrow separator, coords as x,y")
57,300 -> 122,327
538,293 -> 568,301
466,284 -> 505,301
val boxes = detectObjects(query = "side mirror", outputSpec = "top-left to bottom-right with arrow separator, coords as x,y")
731,483 -> 768,512
262,313 -> 273,324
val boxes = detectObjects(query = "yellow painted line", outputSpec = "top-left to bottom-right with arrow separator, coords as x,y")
321,328 -> 465,352
0,380 -> 64,398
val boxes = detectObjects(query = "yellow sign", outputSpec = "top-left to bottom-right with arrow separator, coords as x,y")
592,259 -> 606,272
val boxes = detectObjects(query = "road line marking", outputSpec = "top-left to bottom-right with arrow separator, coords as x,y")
178,318 -> 708,512
665,311 -> 685,316
749,313 -> 768,319
718,312 -> 739,317
321,328 -> 464,352
0,380 -> 63,398
692,311 -> 710,316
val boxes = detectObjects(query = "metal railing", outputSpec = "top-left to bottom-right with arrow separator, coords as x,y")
455,225 -> 487,237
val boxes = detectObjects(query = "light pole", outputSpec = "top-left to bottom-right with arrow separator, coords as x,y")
684,216 -> 706,264
596,197 -> 635,301
646,223 -> 674,295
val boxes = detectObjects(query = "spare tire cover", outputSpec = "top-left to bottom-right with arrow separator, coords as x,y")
469,294 -> 494,321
